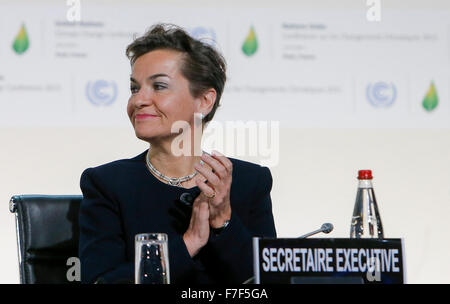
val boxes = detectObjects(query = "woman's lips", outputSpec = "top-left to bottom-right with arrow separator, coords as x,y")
135,114 -> 158,120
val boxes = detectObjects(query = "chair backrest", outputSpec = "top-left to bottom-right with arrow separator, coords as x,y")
9,195 -> 82,284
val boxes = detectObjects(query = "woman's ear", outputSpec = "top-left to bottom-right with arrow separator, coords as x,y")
197,88 -> 217,117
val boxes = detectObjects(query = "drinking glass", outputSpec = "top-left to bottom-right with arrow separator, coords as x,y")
135,233 -> 170,284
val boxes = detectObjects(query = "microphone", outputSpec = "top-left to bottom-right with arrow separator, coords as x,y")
298,223 -> 334,239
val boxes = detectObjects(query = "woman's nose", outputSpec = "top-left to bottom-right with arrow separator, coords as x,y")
134,88 -> 154,107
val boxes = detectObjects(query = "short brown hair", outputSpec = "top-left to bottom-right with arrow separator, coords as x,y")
126,23 -> 226,124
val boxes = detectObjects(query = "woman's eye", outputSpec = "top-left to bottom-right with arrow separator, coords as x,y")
130,86 -> 139,94
154,83 -> 167,90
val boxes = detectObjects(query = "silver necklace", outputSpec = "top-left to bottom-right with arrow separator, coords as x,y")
145,150 -> 201,187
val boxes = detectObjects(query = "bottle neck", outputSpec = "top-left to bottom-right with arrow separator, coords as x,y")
358,179 -> 373,188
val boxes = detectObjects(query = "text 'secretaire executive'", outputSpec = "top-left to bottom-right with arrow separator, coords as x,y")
78,23 -> 277,284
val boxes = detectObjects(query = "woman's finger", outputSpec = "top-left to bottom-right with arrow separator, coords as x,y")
195,176 -> 216,199
198,201 -> 209,222
188,202 -> 198,230
211,150 -> 233,174
194,162 -> 220,186
200,153 -> 227,179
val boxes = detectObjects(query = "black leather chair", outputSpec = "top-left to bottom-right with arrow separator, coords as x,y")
9,195 -> 82,284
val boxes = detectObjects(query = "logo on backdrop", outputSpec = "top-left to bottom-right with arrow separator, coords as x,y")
422,81 -> 438,112
366,82 -> 397,107
86,80 -> 118,106
12,23 -> 30,55
242,26 -> 258,57
189,27 -> 216,46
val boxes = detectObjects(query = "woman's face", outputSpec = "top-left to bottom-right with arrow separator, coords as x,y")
127,49 -> 200,142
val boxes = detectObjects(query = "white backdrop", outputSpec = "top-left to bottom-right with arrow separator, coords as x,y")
0,0 -> 449,283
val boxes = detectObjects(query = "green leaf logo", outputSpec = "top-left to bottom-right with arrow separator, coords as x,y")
242,26 -> 258,56
422,82 -> 438,112
12,24 -> 30,55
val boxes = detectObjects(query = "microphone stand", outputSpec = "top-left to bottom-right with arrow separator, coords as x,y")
298,223 -> 334,238
298,228 -> 326,239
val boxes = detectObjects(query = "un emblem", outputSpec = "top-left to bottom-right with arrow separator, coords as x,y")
86,80 -> 118,106
366,82 -> 397,108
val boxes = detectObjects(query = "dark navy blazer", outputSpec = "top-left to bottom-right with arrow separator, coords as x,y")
78,150 -> 276,284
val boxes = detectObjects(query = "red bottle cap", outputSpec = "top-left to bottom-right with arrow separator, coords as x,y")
358,170 -> 373,180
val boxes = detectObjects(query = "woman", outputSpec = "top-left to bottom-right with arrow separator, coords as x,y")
79,23 -> 276,284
